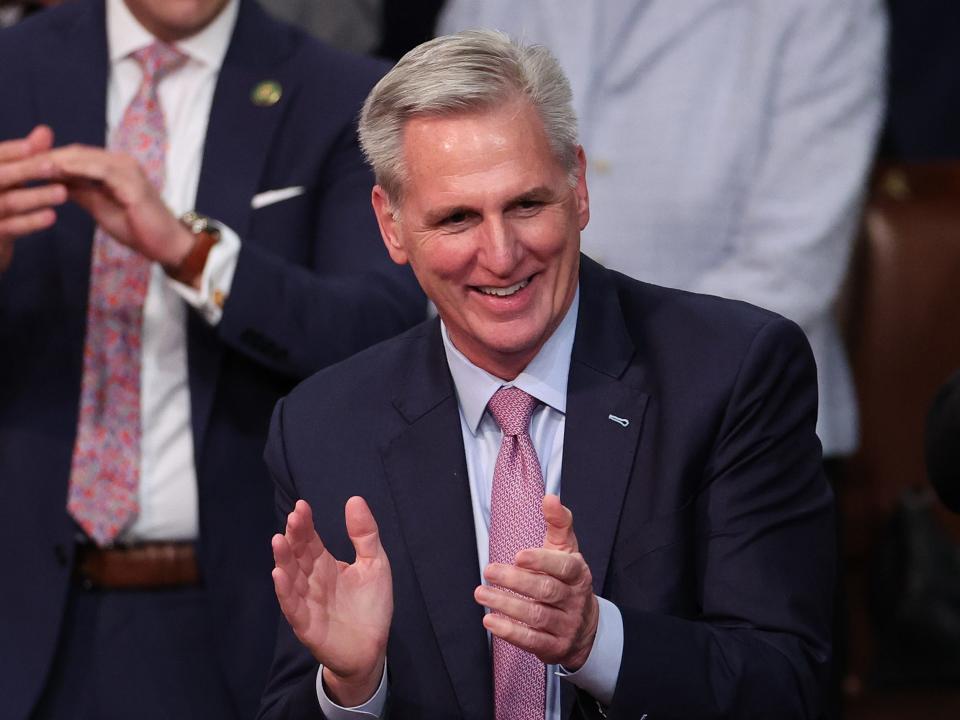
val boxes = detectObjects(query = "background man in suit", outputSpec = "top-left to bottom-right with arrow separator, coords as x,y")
0,1 -> 423,718
259,30 -> 836,719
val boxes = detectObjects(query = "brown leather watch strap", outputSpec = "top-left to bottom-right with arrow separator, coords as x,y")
163,211 -> 220,285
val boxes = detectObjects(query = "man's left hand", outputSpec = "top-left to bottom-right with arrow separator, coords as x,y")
475,494 -> 600,671
46,145 -> 195,272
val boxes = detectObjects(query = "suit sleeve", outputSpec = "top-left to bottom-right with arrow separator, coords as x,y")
214,87 -> 425,381
608,318 -> 835,719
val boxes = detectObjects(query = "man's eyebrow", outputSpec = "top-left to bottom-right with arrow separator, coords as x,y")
510,186 -> 558,204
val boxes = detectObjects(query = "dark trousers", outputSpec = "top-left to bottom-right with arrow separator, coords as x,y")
31,582 -> 238,720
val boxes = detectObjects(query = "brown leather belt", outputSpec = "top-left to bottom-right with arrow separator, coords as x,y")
74,542 -> 200,590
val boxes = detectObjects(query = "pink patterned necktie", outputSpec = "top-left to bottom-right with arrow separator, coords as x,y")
67,42 -> 187,546
487,386 -> 547,720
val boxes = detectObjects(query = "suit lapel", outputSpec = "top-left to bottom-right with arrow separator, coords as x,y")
381,323 -> 494,719
560,258 -> 649,716
193,0 -> 296,239
33,0 -> 108,351
188,0 -> 297,457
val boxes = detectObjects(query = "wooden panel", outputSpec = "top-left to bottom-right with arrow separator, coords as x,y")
840,162 -> 960,698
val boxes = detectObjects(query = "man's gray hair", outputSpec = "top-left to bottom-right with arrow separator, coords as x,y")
358,29 -> 579,204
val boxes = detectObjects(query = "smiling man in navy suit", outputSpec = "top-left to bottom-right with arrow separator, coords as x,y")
0,1 -> 424,719
260,30 -> 835,720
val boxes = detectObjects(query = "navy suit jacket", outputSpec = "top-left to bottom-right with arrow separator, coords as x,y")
259,256 -> 835,719
0,2 -> 423,718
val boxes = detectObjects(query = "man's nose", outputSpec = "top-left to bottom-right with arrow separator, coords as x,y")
478,216 -> 520,276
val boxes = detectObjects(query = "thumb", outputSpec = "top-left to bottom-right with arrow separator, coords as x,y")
345,496 -> 384,561
543,494 -> 578,552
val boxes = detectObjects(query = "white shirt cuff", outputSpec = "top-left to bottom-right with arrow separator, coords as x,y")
166,220 -> 240,325
556,596 -> 623,706
315,663 -> 388,719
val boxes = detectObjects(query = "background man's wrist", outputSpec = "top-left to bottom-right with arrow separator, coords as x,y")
162,212 -> 220,288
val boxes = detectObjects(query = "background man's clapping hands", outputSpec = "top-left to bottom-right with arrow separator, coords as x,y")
0,124 -> 196,280
0,125 -> 64,272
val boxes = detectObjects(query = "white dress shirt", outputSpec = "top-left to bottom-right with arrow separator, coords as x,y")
105,0 -> 241,541
439,0 -> 888,456
317,290 -> 624,718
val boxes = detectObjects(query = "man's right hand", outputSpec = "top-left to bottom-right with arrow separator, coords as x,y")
0,125 -> 67,273
272,497 -> 393,708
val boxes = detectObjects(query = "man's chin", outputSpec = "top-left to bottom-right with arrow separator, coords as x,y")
466,332 -> 547,378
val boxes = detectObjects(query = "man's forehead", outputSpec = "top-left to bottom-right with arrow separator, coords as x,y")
398,102 -> 561,194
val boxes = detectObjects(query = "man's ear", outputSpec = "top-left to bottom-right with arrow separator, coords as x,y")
573,146 -> 590,231
371,185 -> 408,265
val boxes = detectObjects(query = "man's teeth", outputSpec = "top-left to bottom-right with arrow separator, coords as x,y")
478,279 -> 530,297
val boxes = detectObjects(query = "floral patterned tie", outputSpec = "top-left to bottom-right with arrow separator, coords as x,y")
67,42 -> 187,546
487,386 -> 547,720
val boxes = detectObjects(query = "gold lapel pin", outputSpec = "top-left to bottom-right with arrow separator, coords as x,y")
251,80 -> 282,107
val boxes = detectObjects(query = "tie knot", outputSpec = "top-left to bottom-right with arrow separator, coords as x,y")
487,386 -> 538,436
132,42 -> 187,83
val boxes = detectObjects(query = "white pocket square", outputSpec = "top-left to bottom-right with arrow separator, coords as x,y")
251,186 -> 305,209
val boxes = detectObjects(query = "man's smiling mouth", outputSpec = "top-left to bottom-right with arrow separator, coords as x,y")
475,277 -> 531,297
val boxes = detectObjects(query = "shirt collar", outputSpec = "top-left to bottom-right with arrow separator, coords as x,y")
442,287 -> 579,435
107,0 -> 238,69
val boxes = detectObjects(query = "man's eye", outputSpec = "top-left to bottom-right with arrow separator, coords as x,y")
445,211 -> 469,225
514,200 -> 543,213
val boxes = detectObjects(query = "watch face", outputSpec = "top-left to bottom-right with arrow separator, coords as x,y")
181,211 -> 209,235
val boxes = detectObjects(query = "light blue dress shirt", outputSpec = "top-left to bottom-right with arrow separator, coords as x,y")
317,288 -> 624,717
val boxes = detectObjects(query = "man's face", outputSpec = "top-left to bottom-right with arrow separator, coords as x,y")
123,0 -> 229,42
372,100 -> 589,380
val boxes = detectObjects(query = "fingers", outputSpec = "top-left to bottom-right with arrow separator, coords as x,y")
542,494 -> 578,552
0,139 -> 32,165
516,547 -> 587,583
0,153 -> 57,191
0,208 -> 58,243
484,554 -> 584,604
0,125 -> 52,164
48,146 -> 128,196
271,534 -> 310,632
285,499 -> 328,577
286,499 -> 317,546
272,503 -> 330,635
272,530 -> 307,596
345,496 -> 384,561
26,125 -> 54,153
0,183 -> 67,218
46,145 -> 153,208
482,610 -> 560,658
477,554 -> 600,667
475,583 -> 565,632
478,592 -> 597,668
